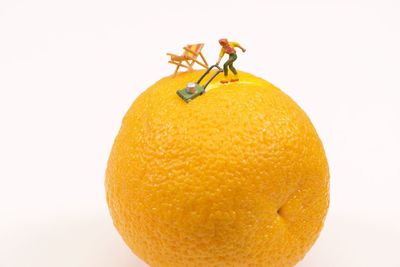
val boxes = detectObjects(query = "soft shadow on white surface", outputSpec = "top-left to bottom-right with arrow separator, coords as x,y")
297,214 -> 400,267
3,212 -> 399,267
1,215 -> 147,267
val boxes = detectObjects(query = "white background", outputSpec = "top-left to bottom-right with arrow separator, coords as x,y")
1,0 -> 399,266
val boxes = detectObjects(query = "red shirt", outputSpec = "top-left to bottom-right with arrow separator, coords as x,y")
219,41 -> 240,57
223,45 -> 236,54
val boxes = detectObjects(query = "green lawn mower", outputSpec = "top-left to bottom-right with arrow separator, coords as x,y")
176,65 -> 223,103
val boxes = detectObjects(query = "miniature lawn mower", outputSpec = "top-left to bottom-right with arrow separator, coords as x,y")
176,65 -> 223,103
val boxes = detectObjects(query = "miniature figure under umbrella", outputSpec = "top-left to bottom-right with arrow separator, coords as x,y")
216,38 -> 246,83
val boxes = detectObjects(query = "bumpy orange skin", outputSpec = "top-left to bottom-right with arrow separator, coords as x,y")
106,70 -> 329,267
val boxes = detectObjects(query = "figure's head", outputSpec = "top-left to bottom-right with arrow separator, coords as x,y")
219,38 -> 228,46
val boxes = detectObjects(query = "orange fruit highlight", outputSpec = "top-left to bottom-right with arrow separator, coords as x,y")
106,70 -> 329,267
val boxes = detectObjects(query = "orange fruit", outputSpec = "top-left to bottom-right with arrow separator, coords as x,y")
106,70 -> 329,267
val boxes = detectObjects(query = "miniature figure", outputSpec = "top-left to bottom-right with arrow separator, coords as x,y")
216,39 -> 246,83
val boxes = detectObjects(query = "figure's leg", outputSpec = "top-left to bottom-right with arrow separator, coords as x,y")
221,54 -> 238,84
221,61 -> 230,84
228,54 -> 238,75
223,61 -> 229,76
229,54 -> 239,82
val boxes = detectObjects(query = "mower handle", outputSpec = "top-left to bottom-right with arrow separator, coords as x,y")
197,65 -> 223,90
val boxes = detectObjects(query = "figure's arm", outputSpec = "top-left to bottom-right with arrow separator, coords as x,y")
238,45 -> 246,53
216,48 -> 225,65
216,56 -> 222,66
232,42 -> 246,53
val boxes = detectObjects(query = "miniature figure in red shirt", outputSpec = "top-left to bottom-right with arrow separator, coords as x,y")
216,39 -> 246,84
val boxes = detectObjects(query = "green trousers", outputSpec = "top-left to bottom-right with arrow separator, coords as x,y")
223,53 -> 238,76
